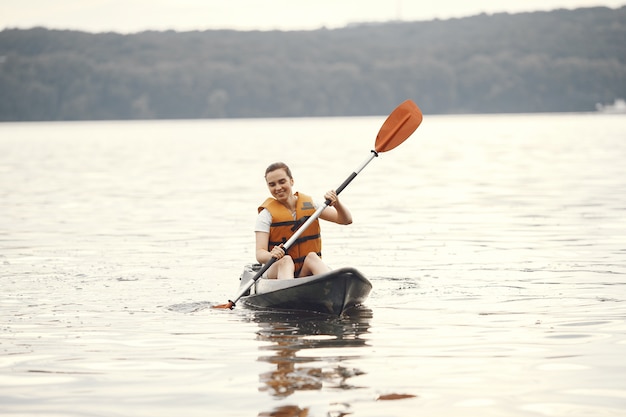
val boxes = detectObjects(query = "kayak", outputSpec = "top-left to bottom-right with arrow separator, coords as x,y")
237,263 -> 372,316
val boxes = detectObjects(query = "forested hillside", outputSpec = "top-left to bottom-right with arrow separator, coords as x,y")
1,6 -> 625,121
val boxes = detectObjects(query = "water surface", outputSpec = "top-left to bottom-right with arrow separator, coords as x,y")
1,113 -> 625,416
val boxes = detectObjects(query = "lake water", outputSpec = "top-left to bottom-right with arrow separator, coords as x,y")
1,112 -> 625,416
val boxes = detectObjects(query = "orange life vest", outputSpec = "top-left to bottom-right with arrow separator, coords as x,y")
258,192 -> 322,275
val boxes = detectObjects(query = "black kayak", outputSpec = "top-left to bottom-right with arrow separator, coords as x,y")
237,264 -> 372,316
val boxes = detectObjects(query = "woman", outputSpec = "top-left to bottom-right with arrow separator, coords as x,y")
255,162 -> 352,279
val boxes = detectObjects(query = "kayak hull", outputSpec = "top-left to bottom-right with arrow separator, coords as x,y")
237,264 -> 372,316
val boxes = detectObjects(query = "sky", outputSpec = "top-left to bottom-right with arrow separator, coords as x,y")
1,0 -> 625,33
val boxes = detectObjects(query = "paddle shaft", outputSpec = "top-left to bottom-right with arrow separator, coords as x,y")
333,150 -> 378,198
227,150 -> 379,307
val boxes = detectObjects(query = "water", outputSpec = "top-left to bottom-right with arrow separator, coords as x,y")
1,113 -> 625,416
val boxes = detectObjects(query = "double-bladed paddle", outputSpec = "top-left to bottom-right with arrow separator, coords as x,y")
213,99 -> 423,310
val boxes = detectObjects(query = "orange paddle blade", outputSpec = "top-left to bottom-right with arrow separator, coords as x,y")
375,100 -> 423,153
212,301 -> 235,309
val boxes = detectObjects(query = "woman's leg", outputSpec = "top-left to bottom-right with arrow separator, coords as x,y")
298,252 -> 331,277
265,255 -> 295,279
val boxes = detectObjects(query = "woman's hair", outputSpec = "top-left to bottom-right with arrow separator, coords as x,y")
265,162 -> 292,179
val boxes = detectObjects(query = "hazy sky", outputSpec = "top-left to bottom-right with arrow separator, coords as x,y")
2,0 -> 625,33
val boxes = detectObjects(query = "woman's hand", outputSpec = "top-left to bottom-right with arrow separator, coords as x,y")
320,189 -> 352,225
270,245 -> 285,259
325,190 -> 338,206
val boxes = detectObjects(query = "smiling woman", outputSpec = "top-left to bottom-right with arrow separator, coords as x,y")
2,0 -> 623,33
255,161 -> 353,280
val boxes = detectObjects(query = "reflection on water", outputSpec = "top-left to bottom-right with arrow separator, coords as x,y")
252,308 -> 371,416
258,405 -> 310,417
253,308 -> 371,398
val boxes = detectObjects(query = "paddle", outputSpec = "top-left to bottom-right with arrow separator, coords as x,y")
213,99 -> 423,310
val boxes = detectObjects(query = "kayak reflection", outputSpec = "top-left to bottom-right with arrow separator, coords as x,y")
252,307 -> 372,398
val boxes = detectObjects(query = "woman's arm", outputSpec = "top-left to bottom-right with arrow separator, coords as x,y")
320,190 -> 352,225
255,231 -> 286,264
255,231 -> 272,264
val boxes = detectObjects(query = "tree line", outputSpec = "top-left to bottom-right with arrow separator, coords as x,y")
0,6 -> 624,121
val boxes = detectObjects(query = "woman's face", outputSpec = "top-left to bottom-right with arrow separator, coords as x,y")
265,168 -> 294,203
